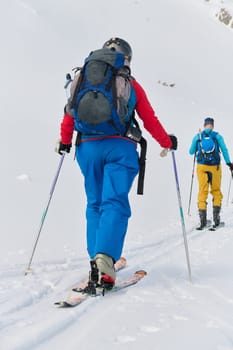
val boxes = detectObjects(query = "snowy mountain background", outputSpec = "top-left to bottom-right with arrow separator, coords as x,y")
1,0 -> 233,349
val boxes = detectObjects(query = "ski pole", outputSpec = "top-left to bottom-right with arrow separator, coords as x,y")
171,150 -> 192,282
187,154 -> 196,216
25,153 -> 66,275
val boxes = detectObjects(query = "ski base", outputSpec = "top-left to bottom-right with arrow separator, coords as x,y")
54,270 -> 147,308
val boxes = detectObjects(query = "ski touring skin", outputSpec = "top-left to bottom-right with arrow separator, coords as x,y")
54,259 -> 147,308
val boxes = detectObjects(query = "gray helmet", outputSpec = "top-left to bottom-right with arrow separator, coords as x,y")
103,37 -> 132,62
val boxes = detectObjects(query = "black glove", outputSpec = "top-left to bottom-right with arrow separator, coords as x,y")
227,162 -> 233,171
57,142 -> 72,155
169,134 -> 178,150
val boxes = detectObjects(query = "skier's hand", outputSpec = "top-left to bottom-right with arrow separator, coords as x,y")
169,134 -> 178,150
227,162 -> 233,172
55,140 -> 72,155
160,149 -> 169,157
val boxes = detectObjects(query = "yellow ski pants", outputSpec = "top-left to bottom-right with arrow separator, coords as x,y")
197,164 -> 223,210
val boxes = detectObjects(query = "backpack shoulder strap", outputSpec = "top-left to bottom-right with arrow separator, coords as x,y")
211,131 -> 220,152
211,131 -> 218,138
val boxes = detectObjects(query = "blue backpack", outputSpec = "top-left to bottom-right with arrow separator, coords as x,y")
196,131 -> 220,165
67,48 -> 137,136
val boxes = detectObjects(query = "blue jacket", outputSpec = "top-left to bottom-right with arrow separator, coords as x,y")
189,128 -> 231,164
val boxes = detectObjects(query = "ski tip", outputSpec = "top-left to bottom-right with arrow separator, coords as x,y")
54,301 -> 71,308
114,257 -> 127,271
54,300 -> 81,308
135,270 -> 147,276
119,257 -> 127,263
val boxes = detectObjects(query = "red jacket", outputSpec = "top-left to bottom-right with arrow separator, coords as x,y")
60,79 -> 172,149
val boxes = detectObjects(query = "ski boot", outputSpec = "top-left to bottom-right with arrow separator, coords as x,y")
82,254 -> 116,295
196,209 -> 207,230
213,206 -> 221,228
93,253 -> 116,293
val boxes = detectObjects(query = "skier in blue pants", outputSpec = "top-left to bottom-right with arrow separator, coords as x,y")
57,37 -> 177,290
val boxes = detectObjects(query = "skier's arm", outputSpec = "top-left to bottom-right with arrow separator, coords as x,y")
60,113 -> 74,145
216,134 -> 231,164
189,135 -> 199,155
132,79 -> 172,149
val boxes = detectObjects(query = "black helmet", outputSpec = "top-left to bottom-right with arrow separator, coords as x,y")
103,37 -> 132,62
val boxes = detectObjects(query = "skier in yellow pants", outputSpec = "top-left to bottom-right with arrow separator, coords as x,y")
197,164 -> 223,210
189,117 -> 233,230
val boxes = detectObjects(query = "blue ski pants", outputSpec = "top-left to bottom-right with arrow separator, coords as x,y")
76,137 -> 139,262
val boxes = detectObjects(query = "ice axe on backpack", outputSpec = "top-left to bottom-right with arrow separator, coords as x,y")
64,73 -> 72,99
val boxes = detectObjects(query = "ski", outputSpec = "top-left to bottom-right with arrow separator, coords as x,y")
54,257 -> 127,307
209,221 -> 225,231
196,219 -> 212,231
54,269 -> 147,308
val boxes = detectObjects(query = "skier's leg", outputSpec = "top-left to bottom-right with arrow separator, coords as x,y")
210,165 -> 223,207
76,142 -> 104,259
197,164 -> 209,210
210,165 -> 223,226
94,138 -> 139,262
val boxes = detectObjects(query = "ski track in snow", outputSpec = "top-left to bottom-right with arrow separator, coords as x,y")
1,206 -> 233,349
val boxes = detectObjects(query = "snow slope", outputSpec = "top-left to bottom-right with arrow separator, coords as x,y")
1,0 -> 233,349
